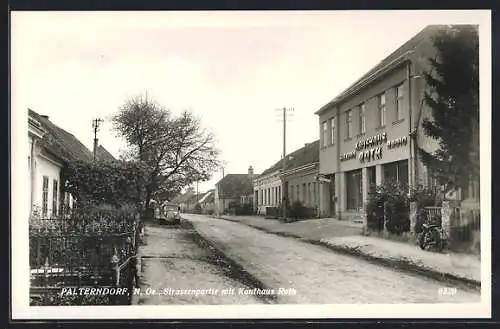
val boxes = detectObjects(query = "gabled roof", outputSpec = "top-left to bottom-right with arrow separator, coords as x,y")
96,145 -> 117,162
215,174 -> 253,198
186,193 -> 204,204
29,109 -> 94,163
199,190 -> 215,203
258,140 -> 320,178
315,25 -> 449,115
29,109 -> 117,163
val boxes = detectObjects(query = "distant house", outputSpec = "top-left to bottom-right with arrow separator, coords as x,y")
171,188 -> 196,212
171,189 -> 215,214
186,193 -> 203,213
214,166 -> 255,216
28,109 -> 116,217
198,189 -> 215,214
254,141 -> 320,216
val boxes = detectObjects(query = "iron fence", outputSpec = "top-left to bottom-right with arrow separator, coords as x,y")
424,205 -> 480,252
29,209 -> 139,305
425,206 -> 442,223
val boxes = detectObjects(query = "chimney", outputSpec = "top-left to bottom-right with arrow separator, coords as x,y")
41,115 -> 49,120
248,165 -> 254,177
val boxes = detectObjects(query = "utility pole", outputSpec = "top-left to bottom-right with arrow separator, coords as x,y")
92,118 -> 104,161
279,107 -> 293,219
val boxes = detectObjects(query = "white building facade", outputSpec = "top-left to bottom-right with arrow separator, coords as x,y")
29,111 -> 75,218
253,170 -> 282,215
29,114 -> 69,218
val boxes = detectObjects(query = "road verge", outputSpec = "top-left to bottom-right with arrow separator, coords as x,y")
216,216 -> 481,291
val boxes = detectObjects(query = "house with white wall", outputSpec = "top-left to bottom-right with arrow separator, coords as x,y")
253,141 -> 320,217
28,109 -> 116,218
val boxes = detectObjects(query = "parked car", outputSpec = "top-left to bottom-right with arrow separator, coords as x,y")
159,204 -> 181,225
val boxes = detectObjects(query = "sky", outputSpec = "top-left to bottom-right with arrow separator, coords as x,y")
12,10 -> 488,193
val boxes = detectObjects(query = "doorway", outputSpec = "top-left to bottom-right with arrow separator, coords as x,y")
328,175 -> 336,217
346,169 -> 363,212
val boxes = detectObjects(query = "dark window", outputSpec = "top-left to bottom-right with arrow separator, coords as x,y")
383,160 -> 408,187
322,121 -> 328,147
346,170 -> 363,211
312,182 -> 316,205
378,93 -> 386,127
359,104 -> 366,134
42,176 -> 49,217
346,110 -> 353,139
395,84 -> 404,121
330,117 -> 336,145
308,183 -> 312,205
368,166 -> 376,190
52,180 -> 58,217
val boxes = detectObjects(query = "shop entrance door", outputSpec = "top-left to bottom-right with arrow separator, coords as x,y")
346,169 -> 363,212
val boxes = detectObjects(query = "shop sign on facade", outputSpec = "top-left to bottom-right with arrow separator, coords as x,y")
339,132 -> 409,163
355,132 -> 387,151
359,147 -> 382,163
387,136 -> 408,149
340,151 -> 356,162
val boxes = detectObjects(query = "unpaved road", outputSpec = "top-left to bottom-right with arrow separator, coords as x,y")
184,214 -> 481,304
134,220 -> 264,305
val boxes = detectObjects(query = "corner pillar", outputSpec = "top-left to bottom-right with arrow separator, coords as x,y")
376,164 -> 384,186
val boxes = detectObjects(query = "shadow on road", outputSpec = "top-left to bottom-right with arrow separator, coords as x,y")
135,218 -> 276,304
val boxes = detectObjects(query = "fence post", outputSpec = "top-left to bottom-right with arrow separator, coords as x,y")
441,201 -> 452,238
110,249 -> 120,305
37,238 -> 41,266
43,257 -> 49,304
111,249 -> 120,286
77,269 -> 83,305
383,201 -> 389,237
409,202 -> 417,236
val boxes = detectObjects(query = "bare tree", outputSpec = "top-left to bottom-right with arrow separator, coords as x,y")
112,94 -> 221,213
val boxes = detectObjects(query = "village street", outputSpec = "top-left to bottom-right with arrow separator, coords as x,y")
133,220 -> 265,305
136,215 -> 480,305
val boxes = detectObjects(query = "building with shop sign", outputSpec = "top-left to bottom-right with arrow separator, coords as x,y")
314,25 -> 479,219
